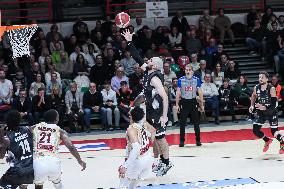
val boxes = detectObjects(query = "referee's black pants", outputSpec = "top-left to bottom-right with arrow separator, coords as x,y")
179,98 -> 201,144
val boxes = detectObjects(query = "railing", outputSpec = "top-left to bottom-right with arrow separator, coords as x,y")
0,0 -> 52,24
212,0 -> 265,15
106,0 -> 267,17
106,0 -> 145,16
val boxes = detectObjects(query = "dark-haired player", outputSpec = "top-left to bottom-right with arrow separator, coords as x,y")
0,110 -> 34,189
250,71 -> 284,154
118,107 -> 156,189
32,109 -> 86,189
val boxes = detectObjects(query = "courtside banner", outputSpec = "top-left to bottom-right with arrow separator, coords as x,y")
59,142 -> 110,153
146,1 -> 168,18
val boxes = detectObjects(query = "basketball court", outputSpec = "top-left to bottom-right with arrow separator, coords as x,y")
2,120 -> 284,188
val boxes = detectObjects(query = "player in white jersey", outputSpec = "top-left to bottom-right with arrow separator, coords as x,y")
118,106 -> 156,189
31,109 -> 86,189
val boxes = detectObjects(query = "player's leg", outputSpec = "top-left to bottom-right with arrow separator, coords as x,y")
268,113 -> 284,154
47,157 -> 64,189
179,99 -> 190,147
253,114 -> 272,152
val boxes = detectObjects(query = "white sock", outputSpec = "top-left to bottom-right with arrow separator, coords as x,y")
53,182 -> 64,189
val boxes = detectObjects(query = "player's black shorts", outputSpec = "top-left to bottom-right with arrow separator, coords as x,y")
146,108 -> 166,139
0,159 -> 34,189
255,109 -> 278,128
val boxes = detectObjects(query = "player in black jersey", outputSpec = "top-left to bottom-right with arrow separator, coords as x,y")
0,110 -> 34,189
249,71 -> 284,154
122,30 -> 173,177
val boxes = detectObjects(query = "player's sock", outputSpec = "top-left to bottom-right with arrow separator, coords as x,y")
162,158 -> 169,166
53,182 -> 64,189
160,155 -> 164,161
263,136 -> 270,142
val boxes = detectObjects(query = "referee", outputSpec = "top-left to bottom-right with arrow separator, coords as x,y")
176,64 -> 204,147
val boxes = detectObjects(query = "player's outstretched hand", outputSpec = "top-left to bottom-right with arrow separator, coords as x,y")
78,160 -> 86,171
121,29 -> 134,42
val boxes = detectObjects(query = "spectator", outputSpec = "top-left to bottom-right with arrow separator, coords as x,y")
170,10 -> 189,35
49,33 -> 65,53
212,43 -> 228,66
101,15 -> 114,38
65,82 -> 84,132
70,45 -> 86,64
73,53 -> 89,77
133,17 -> 143,33
90,54 -> 112,87
13,69 -> 27,90
38,47 -> 50,65
111,67 -> 129,93
29,73 -> 45,98
45,24 -> 64,45
164,62 -> 177,89
145,43 -> 160,59
267,15 -> 279,31
128,63 -> 143,97
271,75 -> 282,101
168,77 -> 179,126
91,20 -> 102,40
31,87 -> 51,124
219,78 -> 238,122
83,82 -> 103,133
139,29 -> 154,53
225,60 -> 241,84
93,31 -> 106,49
190,53 -> 200,72
120,49 -> 137,76
117,81 -> 134,123
46,73 -> 62,96
154,26 -> 169,46
214,8 -> 235,45
185,30 -> 202,55
219,54 -> 230,72
246,19 -> 266,56
247,5 -> 259,29
49,86 -> 65,127
278,15 -> 284,30
0,69 -> 13,106
51,41 -> 65,64
101,80 -> 120,130
201,73 -> 220,124
12,89 -> 33,124
73,17 -> 90,43
168,26 -> 183,49
104,48 -> 118,77
56,51 -> 73,78
199,9 -> 214,30
274,40 -> 284,76
233,75 -> 252,107
41,55 -> 52,73
84,44 -> 99,68
65,34 -> 78,56
261,7 -> 276,27
26,62 -> 44,89
194,60 -> 210,82
211,63 -> 224,88
265,22 -> 282,61
45,63 -> 61,85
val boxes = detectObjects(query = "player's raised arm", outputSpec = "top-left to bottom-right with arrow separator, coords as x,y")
60,129 -> 86,171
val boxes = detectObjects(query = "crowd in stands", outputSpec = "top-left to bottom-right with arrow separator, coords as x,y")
0,6 -> 283,132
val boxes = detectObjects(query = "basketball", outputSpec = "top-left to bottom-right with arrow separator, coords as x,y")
115,12 -> 131,28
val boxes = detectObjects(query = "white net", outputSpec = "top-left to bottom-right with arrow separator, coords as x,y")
7,25 -> 38,59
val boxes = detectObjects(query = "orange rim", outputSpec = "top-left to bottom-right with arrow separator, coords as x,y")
0,24 -> 37,40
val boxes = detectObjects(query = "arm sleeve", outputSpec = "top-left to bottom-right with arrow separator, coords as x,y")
177,78 -> 182,88
196,78 -> 202,88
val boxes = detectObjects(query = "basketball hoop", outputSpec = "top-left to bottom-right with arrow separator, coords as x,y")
0,25 -> 38,59
0,10 -> 38,59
